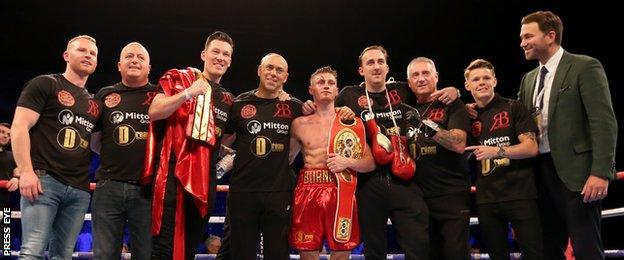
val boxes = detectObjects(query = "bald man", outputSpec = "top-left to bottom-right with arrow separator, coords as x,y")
219,53 -> 303,259
90,42 -> 156,260
12,35 -> 100,259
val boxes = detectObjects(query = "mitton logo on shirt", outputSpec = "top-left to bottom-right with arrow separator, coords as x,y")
490,111 -> 510,132
57,90 -> 75,106
273,102 -> 293,118
104,93 -> 121,108
472,121 -> 482,137
246,120 -> 290,135
482,136 -> 511,147
214,107 -> 228,123
241,104 -> 257,119
359,109 -> 402,122
58,109 -> 95,132
58,109 -> 75,125
110,111 -> 124,124
109,111 -> 150,124
247,120 -> 262,134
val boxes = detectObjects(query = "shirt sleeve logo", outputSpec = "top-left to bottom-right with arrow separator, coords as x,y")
221,92 -> 234,106
143,92 -> 157,106
104,93 -> 121,108
87,100 -> 100,117
57,90 -> 75,107
241,104 -> 257,119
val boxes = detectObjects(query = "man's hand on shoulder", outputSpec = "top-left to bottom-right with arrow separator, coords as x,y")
302,100 -> 316,115
431,86 -> 460,105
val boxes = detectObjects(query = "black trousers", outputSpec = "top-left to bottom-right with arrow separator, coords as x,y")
152,166 -> 216,260
477,199 -> 543,260
357,173 -> 429,260
226,191 -> 292,260
425,190 -> 471,260
536,153 -> 603,260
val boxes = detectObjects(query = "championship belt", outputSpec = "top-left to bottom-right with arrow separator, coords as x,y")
328,115 -> 366,243
185,68 -> 216,147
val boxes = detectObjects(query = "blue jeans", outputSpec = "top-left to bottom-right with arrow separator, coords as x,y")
92,180 -> 152,260
19,174 -> 91,260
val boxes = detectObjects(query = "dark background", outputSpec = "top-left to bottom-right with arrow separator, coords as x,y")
2,0 -> 622,250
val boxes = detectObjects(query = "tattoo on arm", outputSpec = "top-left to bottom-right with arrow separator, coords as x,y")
434,129 -> 462,149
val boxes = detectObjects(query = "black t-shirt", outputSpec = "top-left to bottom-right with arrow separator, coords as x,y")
16,74 -> 100,191
94,82 -> 157,181
209,84 -> 236,176
225,93 -> 302,192
470,95 -> 538,204
335,82 -> 415,184
413,99 -> 471,198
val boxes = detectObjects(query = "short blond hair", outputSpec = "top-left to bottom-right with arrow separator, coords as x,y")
463,59 -> 495,79
66,35 -> 97,50
309,66 -> 338,85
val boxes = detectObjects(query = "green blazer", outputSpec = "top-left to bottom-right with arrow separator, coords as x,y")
518,51 -> 617,191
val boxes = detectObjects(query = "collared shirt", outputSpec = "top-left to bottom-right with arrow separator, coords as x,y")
532,46 -> 564,153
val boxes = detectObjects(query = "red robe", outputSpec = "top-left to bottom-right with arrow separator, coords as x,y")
142,68 -> 214,259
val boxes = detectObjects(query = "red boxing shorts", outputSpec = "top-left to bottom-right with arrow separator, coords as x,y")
289,168 -> 360,251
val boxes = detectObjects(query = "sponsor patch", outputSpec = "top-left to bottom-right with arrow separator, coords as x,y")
105,93 -> 121,108
241,104 -> 256,119
357,95 -> 371,108
57,90 -> 75,106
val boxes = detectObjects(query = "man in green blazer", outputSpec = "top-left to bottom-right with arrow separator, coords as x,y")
518,11 -> 617,259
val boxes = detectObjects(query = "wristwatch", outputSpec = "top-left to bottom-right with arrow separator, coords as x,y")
497,146 -> 506,158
